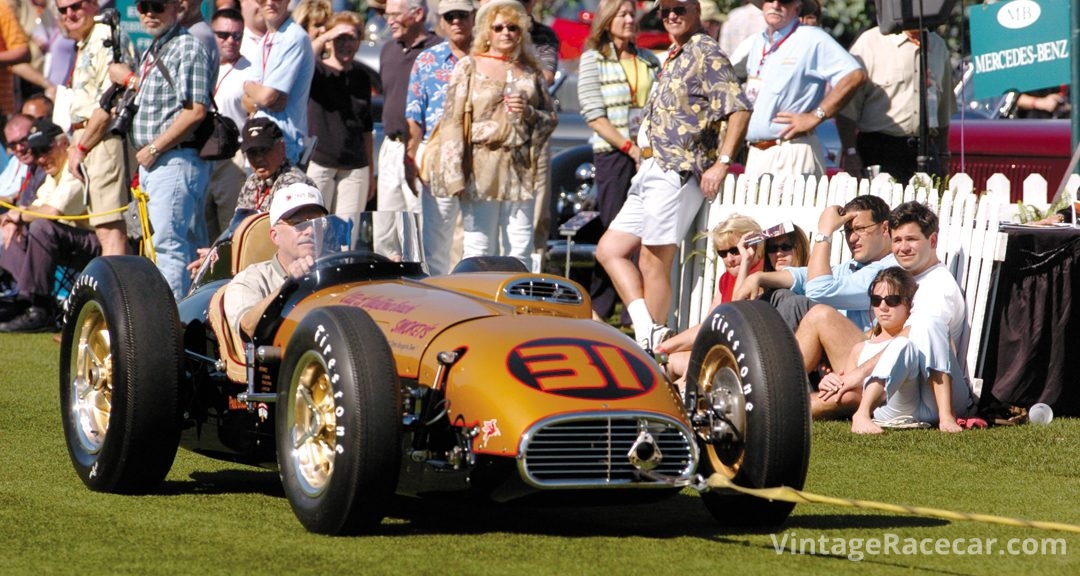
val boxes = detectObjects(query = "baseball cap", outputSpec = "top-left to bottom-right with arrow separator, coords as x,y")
269,182 -> 328,225
241,117 -> 284,152
750,0 -> 818,16
700,0 -> 722,22
26,118 -> 64,155
438,0 -> 474,15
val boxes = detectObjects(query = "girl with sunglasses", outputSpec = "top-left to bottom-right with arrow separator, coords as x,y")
762,223 -> 809,272
817,266 -> 928,434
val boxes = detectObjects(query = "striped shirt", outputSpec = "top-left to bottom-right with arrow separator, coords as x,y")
577,45 -> 659,154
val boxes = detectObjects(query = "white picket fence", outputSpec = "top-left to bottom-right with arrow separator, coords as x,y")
669,170 -> 1080,397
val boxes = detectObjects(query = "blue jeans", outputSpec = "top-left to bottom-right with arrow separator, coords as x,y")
140,148 -> 210,300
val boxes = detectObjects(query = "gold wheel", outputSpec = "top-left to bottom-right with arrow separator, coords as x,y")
68,301 -> 113,455
694,344 -> 747,481
287,351 -> 338,497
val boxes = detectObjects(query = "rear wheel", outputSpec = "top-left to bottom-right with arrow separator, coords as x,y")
277,306 -> 401,534
59,256 -> 183,493
687,300 -> 810,528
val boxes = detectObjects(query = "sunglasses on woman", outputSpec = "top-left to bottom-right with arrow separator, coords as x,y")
491,23 -> 520,33
659,6 -> 687,18
765,242 -> 794,254
136,0 -> 168,14
870,294 -> 905,308
716,246 -> 739,258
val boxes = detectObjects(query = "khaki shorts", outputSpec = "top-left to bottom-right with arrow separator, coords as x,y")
75,129 -> 131,226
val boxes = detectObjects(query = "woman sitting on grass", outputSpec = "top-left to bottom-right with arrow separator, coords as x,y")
819,266 -> 929,434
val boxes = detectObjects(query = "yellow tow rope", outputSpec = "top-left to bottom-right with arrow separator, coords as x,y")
0,185 -> 155,262
707,473 -> 1080,534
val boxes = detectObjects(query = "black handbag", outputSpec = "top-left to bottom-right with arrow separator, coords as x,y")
192,109 -> 240,161
153,58 -> 240,161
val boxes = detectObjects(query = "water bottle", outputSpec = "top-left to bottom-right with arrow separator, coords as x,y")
1028,403 -> 1053,425
504,69 -> 515,115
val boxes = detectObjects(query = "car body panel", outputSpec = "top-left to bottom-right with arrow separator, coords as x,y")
948,118 -> 1072,201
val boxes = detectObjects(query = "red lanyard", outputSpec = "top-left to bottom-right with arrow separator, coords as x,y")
658,44 -> 683,80
214,64 -> 234,97
758,21 -> 798,71
261,32 -> 276,76
254,185 -> 270,211
13,169 -> 31,205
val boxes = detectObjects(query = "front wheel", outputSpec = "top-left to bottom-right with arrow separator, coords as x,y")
59,256 -> 183,493
277,306 -> 401,535
686,300 -> 810,528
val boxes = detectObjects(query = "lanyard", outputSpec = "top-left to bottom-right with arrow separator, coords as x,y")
658,43 -> 683,80
13,168 -> 31,205
215,64 -> 234,97
261,31 -> 276,77
757,21 -> 798,71
254,184 -> 271,211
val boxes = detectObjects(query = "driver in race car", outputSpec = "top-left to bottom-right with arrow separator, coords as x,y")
223,182 -> 327,337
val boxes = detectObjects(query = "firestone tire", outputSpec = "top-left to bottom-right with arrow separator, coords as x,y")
686,300 -> 810,528
277,306 -> 401,535
59,256 -> 183,493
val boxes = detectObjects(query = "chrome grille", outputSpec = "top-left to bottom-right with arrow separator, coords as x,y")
519,413 -> 697,488
503,277 -> 584,305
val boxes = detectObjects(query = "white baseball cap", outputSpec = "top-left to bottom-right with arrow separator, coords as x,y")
269,183 -> 327,225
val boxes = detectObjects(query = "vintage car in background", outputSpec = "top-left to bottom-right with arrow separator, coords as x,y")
59,211 -> 810,535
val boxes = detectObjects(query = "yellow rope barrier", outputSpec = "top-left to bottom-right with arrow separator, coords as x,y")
0,186 -> 156,262
707,473 -> 1080,535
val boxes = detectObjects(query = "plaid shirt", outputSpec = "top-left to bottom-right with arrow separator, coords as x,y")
130,25 -> 212,149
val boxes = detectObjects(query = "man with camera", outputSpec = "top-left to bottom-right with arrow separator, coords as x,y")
60,0 -> 137,257
0,119 -> 99,333
108,0 -> 213,300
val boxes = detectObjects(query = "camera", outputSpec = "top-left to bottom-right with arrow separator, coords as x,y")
107,89 -> 139,136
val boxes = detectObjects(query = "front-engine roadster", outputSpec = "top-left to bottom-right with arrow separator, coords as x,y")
60,211 -> 810,534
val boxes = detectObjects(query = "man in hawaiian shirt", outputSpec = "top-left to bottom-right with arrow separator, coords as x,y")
595,0 -> 750,354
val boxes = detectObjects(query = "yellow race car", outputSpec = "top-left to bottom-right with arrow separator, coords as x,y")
59,211 -> 809,535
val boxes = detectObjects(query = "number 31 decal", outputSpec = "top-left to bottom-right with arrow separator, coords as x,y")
507,338 -> 656,400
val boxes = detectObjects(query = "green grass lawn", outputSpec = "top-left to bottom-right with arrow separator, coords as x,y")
3,332 -> 1078,575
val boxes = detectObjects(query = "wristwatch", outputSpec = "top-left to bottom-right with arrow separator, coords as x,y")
813,107 -> 827,120
812,232 -> 832,244
718,154 -> 732,165
148,143 -> 159,156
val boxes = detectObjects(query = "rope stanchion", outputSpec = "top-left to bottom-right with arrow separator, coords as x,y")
707,473 -> 1080,535
131,186 -> 155,263
0,200 -> 126,220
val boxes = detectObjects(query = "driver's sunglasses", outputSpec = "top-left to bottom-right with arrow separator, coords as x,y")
659,6 -> 688,18
870,294 -> 905,308
136,0 -> 168,14
280,213 -> 324,227
442,10 -> 470,23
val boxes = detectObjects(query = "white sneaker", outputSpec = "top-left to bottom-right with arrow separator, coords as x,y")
638,324 -> 673,355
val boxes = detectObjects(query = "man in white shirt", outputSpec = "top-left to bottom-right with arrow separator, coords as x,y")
205,7 -> 251,241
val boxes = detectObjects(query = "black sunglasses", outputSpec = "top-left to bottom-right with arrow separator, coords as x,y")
716,246 -> 739,258
870,294 -> 905,308
213,30 -> 244,42
5,137 -> 29,151
57,0 -> 86,15
765,242 -> 794,254
659,6 -> 688,18
491,23 -> 520,33
136,1 -> 168,15
442,10 -> 470,22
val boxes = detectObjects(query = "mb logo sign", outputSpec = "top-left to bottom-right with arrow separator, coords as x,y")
969,0 -> 1071,99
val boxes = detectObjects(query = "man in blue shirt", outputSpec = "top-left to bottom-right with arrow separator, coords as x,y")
404,0 -> 474,275
738,195 -> 895,418
732,0 -> 865,179
242,0 -> 315,165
